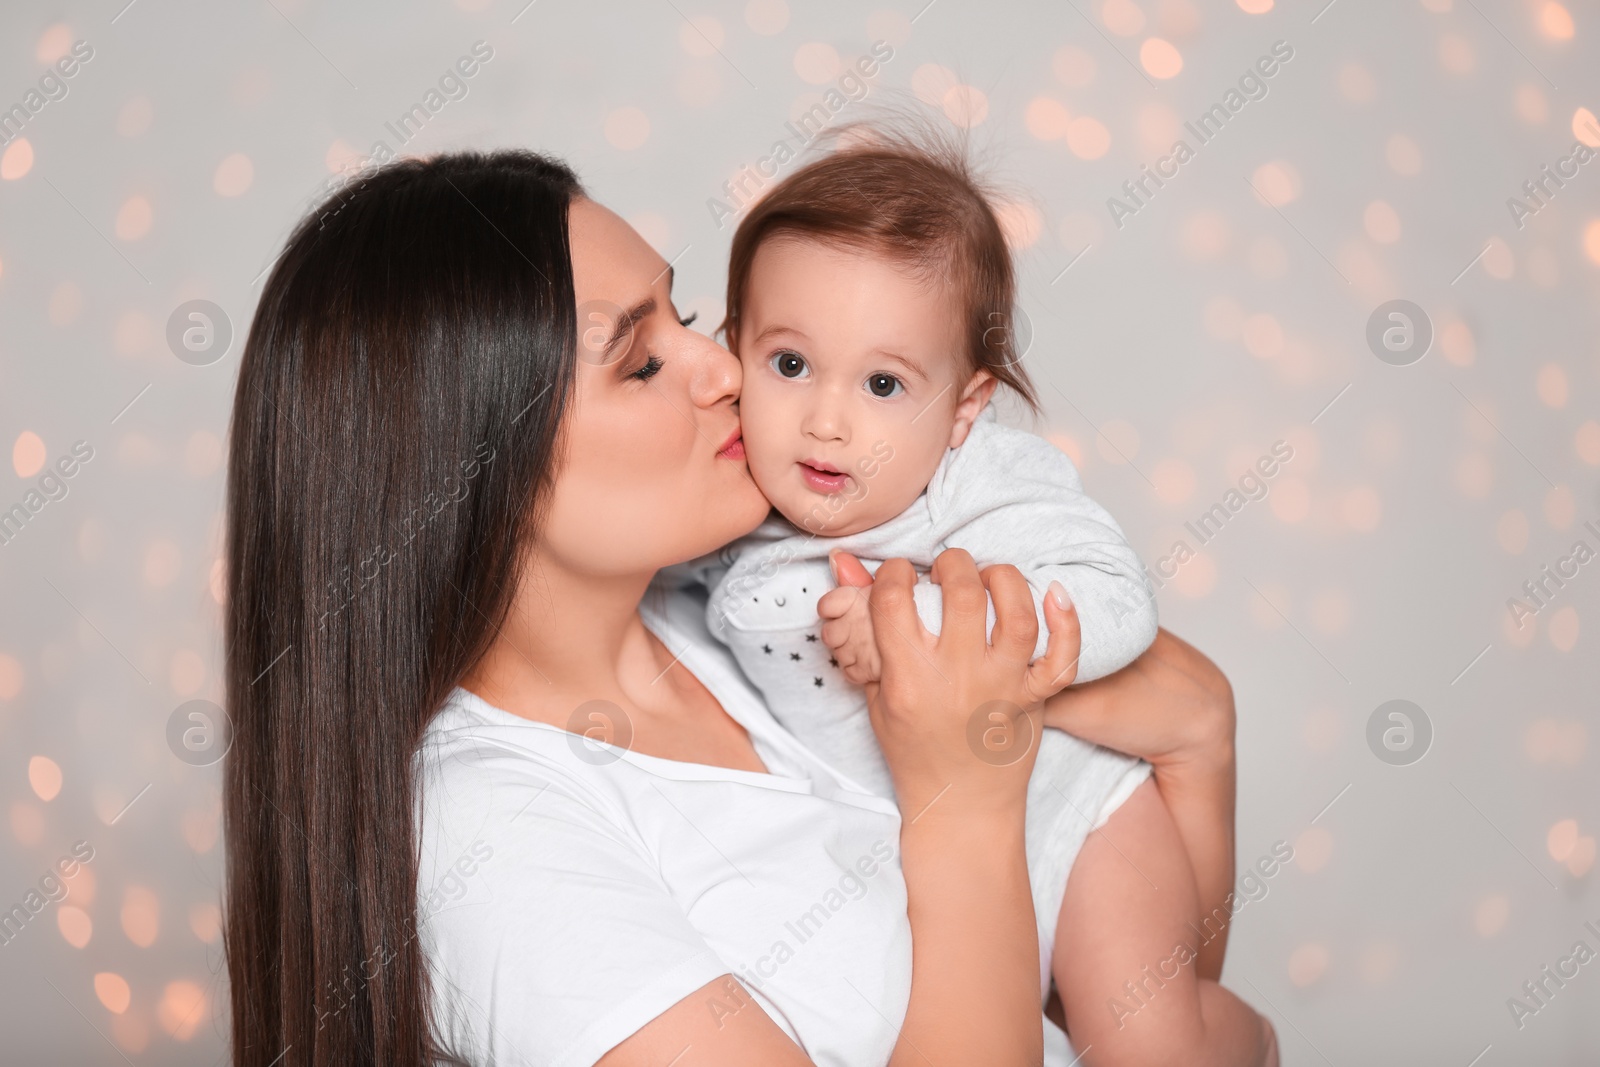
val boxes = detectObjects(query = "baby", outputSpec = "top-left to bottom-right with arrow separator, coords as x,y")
661,134 -> 1269,1064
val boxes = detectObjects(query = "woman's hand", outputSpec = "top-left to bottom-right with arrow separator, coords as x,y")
840,548 -> 1081,820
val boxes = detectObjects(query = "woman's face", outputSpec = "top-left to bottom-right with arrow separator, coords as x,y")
537,198 -> 769,579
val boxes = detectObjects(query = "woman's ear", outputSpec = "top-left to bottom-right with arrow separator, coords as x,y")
948,371 -> 998,448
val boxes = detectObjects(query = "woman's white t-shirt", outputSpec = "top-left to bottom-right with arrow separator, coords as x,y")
414,583 -> 1126,1066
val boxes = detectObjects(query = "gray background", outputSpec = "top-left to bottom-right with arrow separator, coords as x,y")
1,0 -> 1597,1062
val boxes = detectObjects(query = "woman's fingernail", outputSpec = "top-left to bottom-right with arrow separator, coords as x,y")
1048,580 -> 1073,611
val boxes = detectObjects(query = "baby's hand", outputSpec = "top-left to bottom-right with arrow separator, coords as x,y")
818,551 -> 881,686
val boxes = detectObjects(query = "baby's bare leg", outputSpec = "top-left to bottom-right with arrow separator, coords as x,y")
1052,779 -> 1275,1066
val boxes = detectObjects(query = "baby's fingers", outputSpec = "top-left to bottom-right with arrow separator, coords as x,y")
1024,580 -> 1081,704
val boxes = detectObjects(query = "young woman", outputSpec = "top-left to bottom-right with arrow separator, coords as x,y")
223,149 -> 1273,1066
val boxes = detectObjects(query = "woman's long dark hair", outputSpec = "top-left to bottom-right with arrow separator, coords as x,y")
223,150 -> 582,1066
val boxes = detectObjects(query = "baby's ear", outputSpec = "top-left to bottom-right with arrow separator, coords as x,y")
948,371 -> 998,447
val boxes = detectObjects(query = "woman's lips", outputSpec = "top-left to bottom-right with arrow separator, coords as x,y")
799,461 -> 850,494
716,430 -> 745,460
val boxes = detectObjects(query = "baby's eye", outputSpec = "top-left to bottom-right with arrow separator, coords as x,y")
866,373 -> 903,398
771,351 -> 809,379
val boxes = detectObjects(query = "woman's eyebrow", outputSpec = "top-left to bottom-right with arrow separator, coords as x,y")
601,297 -> 656,364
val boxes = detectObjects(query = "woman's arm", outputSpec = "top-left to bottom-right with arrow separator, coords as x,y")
602,550 -> 1083,1067
1041,628 -> 1237,980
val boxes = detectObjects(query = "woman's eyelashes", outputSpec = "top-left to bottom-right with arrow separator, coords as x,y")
679,311 -> 698,328
628,353 -> 664,381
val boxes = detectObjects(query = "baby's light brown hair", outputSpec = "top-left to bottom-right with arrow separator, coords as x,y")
720,128 -> 1039,413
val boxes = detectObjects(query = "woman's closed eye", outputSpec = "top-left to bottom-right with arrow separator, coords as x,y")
770,350 -> 809,379
865,372 -> 904,398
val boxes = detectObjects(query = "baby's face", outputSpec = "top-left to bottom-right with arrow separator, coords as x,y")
734,237 -> 989,537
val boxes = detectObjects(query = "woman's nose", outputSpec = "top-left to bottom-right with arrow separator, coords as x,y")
688,332 -> 743,409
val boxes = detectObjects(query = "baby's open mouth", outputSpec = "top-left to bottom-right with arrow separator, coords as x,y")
798,460 -> 850,494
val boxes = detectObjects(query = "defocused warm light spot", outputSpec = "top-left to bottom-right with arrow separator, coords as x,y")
1496,509 -> 1530,554
1363,200 -> 1401,244
1270,477 -> 1310,523
1309,588 -> 1351,634
209,558 -> 227,605
1026,97 -> 1072,140
13,430 -> 46,477
1180,212 -> 1230,260
1288,942 -> 1329,987
58,905 -> 92,948
994,200 -> 1040,249
1140,38 -> 1183,79
1574,421 -> 1600,464
911,63 -> 959,106
1152,458 -> 1196,504
169,649 -> 205,697
117,97 -> 153,137
115,196 -> 153,241
1302,707 -> 1339,752
942,85 -> 989,127
1420,0 -> 1453,11
48,280 -> 83,326
1535,363 -> 1568,408
1171,551 -> 1216,598
36,23 -> 74,63
158,981 -> 207,1040
1237,0 -> 1273,11
1505,607 -> 1537,646
1246,582 -> 1289,629
122,886 -> 160,947
1548,606 -> 1579,651
1474,894 -> 1509,937
67,863 -> 94,906
1574,108 -> 1600,147
1549,819 -> 1580,862
1360,942 -> 1399,984
1340,486 -> 1382,531
1481,237 -> 1514,279
213,153 -> 254,197
189,903 -> 222,944
1242,313 -> 1283,359
1524,719 -> 1588,767
182,430 -> 224,478
1439,33 -> 1475,74
1251,161 -> 1301,205
602,108 -> 650,151
1455,454 -> 1493,498
746,0 -> 790,35
0,653 -> 21,701
95,972 -> 132,1014
677,14 -> 724,57
1439,319 -> 1475,366
1048,433 -> 1084,468
1582,220 -> 1600,265
324,139 -> 361,174
1538,3 -> 1575,40
1065,116 -> 1111,159
1102,0 -> 1146,35
1544,485 -> 1575,528
1385,134 -> 1422,175
1337,63 -> 1376,104
182,808 -> 220,853
1053,45 -> 1096,87
1,138 -> 35,181
28,756 -> 62,801
1568,836 -> 1596,877
793,41 -> 842,84
143,539 -> 182,589
11,802 -> 44,846
1295,826 -> 1333,873
1517,85 -> 1549,124
1096,420 -> 1141,465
